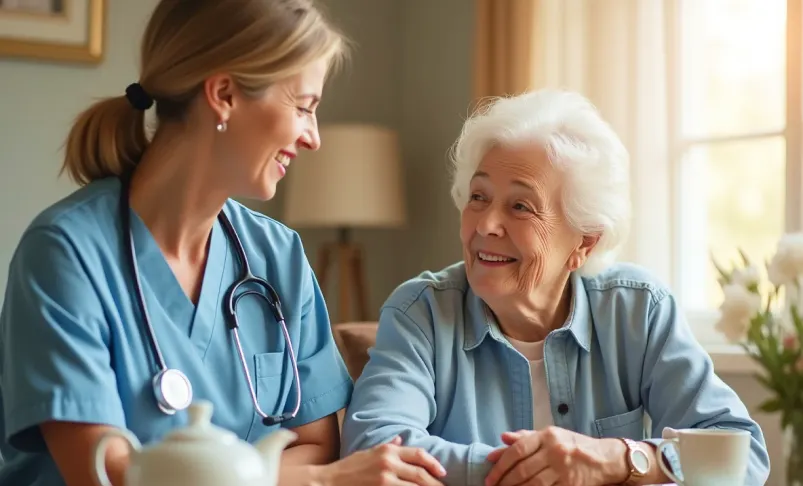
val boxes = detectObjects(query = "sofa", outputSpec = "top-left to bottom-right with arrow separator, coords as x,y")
332,321 -> 380,382
332,321 -> 379,428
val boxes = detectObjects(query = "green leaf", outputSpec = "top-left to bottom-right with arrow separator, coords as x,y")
753,372 -> 775,391
758,398 -> 783,413
794,306 -> 803,338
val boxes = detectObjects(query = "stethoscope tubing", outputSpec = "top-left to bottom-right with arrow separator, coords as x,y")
119,173 -> 301,425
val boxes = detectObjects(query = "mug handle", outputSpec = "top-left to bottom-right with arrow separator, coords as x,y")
656,438 -> 684,486
93,428 -> 142,486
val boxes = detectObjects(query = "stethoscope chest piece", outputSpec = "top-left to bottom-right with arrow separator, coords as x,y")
152,368 -> 193,415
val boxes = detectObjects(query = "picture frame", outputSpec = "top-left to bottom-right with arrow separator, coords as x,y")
0,0 -> 105,64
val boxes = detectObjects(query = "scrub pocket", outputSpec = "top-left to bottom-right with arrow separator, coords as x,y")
593,405 -> 646,440
245,351 -> 287,441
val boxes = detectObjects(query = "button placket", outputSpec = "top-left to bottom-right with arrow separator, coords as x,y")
544,333 -> 574,430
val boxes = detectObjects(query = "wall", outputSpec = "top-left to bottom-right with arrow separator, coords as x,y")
0,0 -> 472,323
251,0 -> 474,320
249,0 -> 408,322
397,0 -> 473,278
0,0 -> 160,301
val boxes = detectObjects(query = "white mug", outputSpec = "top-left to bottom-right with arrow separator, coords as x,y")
656,428 -> 751,486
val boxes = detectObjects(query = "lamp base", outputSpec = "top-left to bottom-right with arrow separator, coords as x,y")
316,232 -> 368,324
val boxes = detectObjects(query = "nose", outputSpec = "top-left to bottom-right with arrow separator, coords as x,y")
299,116 -> 321,151
475,205 -> 505,238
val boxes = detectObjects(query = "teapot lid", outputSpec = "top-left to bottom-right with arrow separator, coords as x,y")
165,400 -> 237,444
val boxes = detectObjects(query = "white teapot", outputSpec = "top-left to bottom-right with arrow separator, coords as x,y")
93,400 -> 297,486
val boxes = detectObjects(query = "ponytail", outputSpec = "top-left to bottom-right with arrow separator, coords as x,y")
61,95 -> 149,186
60,0 -> 347,187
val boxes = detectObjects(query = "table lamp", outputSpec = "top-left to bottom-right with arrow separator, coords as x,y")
283,124 -> 407,323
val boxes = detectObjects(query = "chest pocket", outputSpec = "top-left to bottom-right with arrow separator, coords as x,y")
245,351 -> 289,442
593,405 -> 646,440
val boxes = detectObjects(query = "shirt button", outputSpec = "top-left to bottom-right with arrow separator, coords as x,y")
557,403 -> 569,415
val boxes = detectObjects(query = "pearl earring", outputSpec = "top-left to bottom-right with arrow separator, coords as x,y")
216,121 -> 227,133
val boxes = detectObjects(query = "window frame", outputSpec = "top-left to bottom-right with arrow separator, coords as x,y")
663,0 -> 803,340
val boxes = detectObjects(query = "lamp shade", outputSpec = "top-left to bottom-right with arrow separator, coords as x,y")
283,124 -> 407,228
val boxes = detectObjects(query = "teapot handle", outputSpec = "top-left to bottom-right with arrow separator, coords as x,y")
93,428 -> 142,486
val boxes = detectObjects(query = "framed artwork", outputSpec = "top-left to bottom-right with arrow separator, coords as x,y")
0,0 -> 105,64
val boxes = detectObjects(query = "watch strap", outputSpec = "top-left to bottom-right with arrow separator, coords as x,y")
619,437 -> 649,485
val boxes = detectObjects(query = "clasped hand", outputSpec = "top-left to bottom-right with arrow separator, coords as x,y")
327,437 -> 447,486
484,427 -> 627,486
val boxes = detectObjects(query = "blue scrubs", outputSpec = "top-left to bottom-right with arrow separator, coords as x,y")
0,177 -> 353,485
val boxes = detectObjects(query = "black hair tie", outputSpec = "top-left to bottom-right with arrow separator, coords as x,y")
125,82 -> 154,111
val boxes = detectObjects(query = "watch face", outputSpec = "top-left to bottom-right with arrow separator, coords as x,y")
630,448 -> 651,474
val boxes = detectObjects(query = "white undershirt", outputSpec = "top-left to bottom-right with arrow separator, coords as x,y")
505,335 -> 554,430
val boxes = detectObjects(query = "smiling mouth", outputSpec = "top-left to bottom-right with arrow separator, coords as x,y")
477,251 -> 517,263
276,153 -> 291,167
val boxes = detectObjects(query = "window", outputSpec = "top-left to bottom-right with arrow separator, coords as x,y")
669,0 -> 801,313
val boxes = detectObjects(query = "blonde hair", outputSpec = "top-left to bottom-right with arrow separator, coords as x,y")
62,0 -> 347,186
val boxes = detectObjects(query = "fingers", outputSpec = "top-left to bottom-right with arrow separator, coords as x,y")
393,461 -> 445,486
496,451 -> 549,486
531,467 -> 559,486
395,446 -> 447,478
484,434 -> 540,486
486,447 -> 505,463
488,430 -> 531,463
500,430 -> 528,445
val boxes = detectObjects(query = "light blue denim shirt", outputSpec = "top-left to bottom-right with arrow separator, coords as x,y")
341,262 -> 769,486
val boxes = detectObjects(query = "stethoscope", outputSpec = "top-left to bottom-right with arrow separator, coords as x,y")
118,173 -> 301,426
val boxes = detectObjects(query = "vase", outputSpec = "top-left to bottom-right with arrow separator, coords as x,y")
787,426 -> 803,486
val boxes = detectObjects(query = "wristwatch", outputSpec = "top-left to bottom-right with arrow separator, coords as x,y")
619,437 -> 651,485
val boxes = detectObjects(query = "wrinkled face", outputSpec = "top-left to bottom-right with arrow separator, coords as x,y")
212,58 -> 328,200
460,144 -> 592,303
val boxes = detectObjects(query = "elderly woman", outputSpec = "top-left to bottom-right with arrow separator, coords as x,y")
340,89 -> 770,486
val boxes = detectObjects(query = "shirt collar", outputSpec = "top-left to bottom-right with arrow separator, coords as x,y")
463,272 -> 592,352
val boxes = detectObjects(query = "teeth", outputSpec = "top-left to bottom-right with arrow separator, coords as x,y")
478,252 -> 514,262
276,154 -> 291,167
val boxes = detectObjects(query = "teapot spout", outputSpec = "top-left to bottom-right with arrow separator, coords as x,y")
256,428 -> 298,486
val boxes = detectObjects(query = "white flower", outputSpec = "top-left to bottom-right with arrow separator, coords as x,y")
715,284 -> 762,343
731,264 -> 761,288
767,233 -> 803,287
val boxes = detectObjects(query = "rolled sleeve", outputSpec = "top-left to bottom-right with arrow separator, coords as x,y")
283,258 -> 352,429
341,306 -> 495,486
641,293 -> 770,485
0,227 -> 126,452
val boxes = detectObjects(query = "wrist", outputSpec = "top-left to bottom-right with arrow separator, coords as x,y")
599,438 -> 630,484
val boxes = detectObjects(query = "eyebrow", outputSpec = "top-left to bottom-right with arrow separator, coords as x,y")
471,171 -> 535,191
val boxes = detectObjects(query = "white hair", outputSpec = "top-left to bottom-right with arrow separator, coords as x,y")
449,89 -> 631,276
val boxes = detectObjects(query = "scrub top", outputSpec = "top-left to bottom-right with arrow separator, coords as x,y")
0,177 -> 353,485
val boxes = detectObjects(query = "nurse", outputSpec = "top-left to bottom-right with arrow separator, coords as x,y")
0,1 -> 446,486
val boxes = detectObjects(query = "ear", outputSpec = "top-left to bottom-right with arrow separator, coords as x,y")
568,233 -> 601,271
202,73 -> 237,124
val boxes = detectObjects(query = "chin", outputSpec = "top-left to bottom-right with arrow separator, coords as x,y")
466,270 -> 516,301
243,176 -> 278,201
258,185 -> 278,201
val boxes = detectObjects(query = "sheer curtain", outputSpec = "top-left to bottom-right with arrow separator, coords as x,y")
473,0 -> 538,99
473,0 -> 674,286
